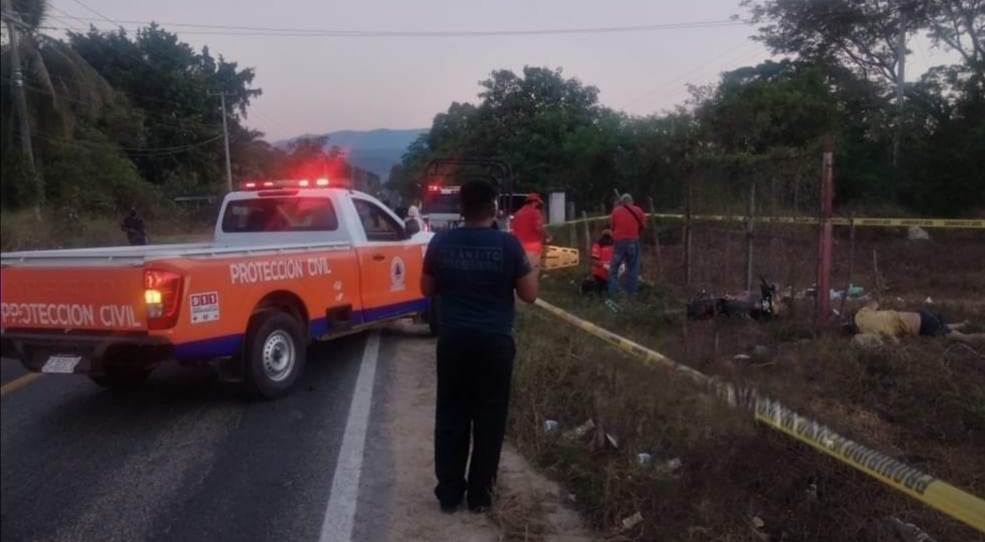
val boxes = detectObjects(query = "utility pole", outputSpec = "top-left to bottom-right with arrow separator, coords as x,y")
210,92 -> 234,193
2,0 -> 43,215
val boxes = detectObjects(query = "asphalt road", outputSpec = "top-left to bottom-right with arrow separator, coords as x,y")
0,330 -> 412,542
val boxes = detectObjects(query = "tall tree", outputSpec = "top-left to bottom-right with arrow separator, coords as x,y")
1,0 -> 113,209
742,0 -> 924,85
69,25 -> 262,191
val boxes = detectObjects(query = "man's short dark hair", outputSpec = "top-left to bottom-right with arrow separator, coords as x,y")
460,180 -> 497,220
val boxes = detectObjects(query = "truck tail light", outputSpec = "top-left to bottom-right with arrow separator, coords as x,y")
144,270 -> 184,330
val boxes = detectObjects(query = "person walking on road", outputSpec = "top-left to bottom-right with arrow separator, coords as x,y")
421,180 -> 539,513
511,193 -> 551,269
608,193 -> 645,296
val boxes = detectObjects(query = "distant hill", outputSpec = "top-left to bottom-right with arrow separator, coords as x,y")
277,128 -> 427,181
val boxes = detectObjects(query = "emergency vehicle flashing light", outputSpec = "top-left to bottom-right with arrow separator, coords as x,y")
427,184 -> 460,194
242,178 -> 332,191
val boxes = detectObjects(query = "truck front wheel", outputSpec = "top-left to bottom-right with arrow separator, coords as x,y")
243,311 -> 307,399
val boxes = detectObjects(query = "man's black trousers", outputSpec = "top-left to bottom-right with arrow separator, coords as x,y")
434,329 -> 515,510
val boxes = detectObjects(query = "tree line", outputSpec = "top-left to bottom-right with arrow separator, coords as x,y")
392,0 -> 984,217
1,0 -> 378,218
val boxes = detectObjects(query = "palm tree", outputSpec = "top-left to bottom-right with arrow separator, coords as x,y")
1,0 -> 112,210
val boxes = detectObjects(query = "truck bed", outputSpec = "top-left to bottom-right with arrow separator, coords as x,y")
1,241 -> 352,268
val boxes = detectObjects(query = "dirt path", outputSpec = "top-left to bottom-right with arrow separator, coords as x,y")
379,324 -> 594,542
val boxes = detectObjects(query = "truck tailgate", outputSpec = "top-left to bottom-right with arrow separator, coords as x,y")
1,266 -> 147,332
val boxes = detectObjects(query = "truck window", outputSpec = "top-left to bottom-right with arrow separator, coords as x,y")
354,199 -> 403,242
423,193 -> 460,215
222,197 -> 339,233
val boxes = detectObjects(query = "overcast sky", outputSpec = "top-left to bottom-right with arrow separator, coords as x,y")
47,0 -> 956,141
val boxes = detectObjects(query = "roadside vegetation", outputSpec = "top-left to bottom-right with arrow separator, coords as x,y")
512,280 -> 985,541
508,219 -> 985,541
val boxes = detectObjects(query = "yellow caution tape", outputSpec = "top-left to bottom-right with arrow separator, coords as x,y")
533,298 -> 985,533
560,214 -> 985,229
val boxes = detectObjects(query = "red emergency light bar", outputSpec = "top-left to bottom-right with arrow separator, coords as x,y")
242,178 -> 332,190
427,184 -> 460,193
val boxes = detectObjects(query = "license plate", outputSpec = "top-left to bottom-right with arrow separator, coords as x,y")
42,355 -> 83,374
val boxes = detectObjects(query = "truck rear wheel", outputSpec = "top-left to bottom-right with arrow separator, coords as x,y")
88,368 -> 152,390
244,311 -> 307,399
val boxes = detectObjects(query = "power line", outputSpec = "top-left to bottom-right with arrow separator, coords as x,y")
625,41 -> 771,109
45,5 -> 88,32
67,0 -> 117,27
53,0 -> 927,39
43,18 -> 750,38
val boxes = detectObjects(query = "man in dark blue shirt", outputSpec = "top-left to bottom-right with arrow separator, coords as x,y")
421,180 -> 539,513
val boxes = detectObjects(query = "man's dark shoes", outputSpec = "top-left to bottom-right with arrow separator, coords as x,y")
439,499 -> 461,514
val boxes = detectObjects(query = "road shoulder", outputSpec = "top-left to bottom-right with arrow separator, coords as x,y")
368,323 -> 594,542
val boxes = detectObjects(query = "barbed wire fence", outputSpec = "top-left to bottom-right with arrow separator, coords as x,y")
681,146 -> 824,307
551,142 -> 834,322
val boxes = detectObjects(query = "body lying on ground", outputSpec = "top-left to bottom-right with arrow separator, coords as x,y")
854,301 -> 985,344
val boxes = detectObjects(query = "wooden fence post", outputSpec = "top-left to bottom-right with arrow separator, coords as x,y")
684,176 -> 693,286
745,180 -> 756,292
647,198 -> 663,277
581,211 -> 592,267
815,135 -> 835,329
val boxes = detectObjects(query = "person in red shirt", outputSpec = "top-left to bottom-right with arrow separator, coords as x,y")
608,193 -> 645,296
511,193 -> 551,269
581,229 -> 615,295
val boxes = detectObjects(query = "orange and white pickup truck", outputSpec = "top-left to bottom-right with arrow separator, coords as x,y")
0,181 -> 434,398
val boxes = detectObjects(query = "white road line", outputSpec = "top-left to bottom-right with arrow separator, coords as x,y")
319,330 -> 381,542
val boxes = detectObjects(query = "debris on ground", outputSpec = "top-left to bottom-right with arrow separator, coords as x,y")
544,420 -> 559,433
830,284 -> 868,301
805,482 -> 818,503
655,457 -> 683,478
621,512 -> 644,530
908,226 -> 931,241
852,333 -> 885,349
749,516 -> 770,541
636,453 -> 652,466
563,419 -> 595,441
889,517 -> 938,542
